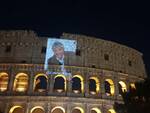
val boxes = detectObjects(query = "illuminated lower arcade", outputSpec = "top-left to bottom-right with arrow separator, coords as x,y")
0,64 -> 137,113
0,31 -> 147,113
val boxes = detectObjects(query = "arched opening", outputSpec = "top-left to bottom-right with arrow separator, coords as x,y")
9,106 -> 24,113
54,75 -> 66,93
91,108 -> 101,113
118,81 -> 127,95
51,106 -> 65,113
129,83 -> 136,92
72,109 -> 81,113
30,106 -> 45,113
0,72 -> 9,92
13,73 -> 28,92
89,77 -> 100,95
72,107 -> 84,113
108,109 -> 116,113
34,74 -> 48,92
105,79 -> 115,96
72,75 -> 84,94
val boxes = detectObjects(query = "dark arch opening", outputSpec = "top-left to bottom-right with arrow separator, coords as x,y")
72,109 -> 81,113
72,77 -> 81,93
54,77 -> 65,92
52,108 -> 64,113
91,110 -> 97,113
32,108 -> 45,113
105,81 -> 111,94
118,83 -> 122,95
89,79 -> 96,92
35,76 -> 47,92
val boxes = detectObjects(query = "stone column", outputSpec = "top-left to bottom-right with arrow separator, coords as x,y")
4,103 -> 9,113
114,77 -> 119,99
47,75 -> 51,95
25,103 -> 30,113
67,76 -> 72,96
49,75 -> 54,93
7,70 -> 15,95
47,103 -> 51,113
101,77 -> 105,98
28,72 -> 34,95
84,78 -> 89,97
66,103 -> 71,113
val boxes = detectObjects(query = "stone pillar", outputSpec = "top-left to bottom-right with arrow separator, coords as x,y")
47,75 -> 51,95
84,104 -> 87,113
28,72 -> 34,95
4,103 -> 9,113
47,103 -> 51,113
114,77 -> 119,98
98,80 -> 101,97
25,103 -> 30,113
7,70 -> 15,95
84,79 -> 89,97
49,75 -> 54,93
67,77 -> 72,96
101,77 -> 105,97
66,104 -> 71,113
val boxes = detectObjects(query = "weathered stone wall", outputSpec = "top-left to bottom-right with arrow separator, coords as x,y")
0,30 -> 147,113
0,30 -> 147,78
0,96 -> 118,113
62,33 -> 147,78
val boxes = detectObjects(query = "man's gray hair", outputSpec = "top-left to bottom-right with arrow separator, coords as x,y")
52,41 -> 64,50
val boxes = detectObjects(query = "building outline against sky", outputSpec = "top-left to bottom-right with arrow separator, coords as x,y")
0,30 -> 147,113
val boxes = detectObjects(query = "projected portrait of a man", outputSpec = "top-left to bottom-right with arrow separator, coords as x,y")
48,41 -> 65,65
44,39 -> 76,75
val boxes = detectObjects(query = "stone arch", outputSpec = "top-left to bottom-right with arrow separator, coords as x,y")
30,106 -> 45,113
54,74 -> 67,93
89,77 -> 100,94
72,75 -> 84,93
34,73 -> 48,92
13,73 -> 28,92
130,83 -> 136,90
118,81 -> 127,94
108,109 -> 116,113
72,107 -> 84,113
51,106 -> 65,113
105,79 -> 115,96
0,72 -> 9,92
91,107 -> 101,113
9,106 -> 24,113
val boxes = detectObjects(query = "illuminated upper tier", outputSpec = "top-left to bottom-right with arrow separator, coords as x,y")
0,30 -> 147,78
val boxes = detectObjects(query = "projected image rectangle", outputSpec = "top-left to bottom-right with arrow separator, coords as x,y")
44,38 -> 77,75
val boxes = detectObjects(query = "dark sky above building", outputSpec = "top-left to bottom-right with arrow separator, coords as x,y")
0,0 -> 150,76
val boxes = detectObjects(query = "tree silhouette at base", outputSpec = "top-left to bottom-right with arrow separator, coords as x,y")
114,78 -> 150,113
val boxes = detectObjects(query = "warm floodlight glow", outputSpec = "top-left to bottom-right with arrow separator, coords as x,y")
108,109 -> 116,113
54,74 -> 67,91
130,83 -> 136,89
33,73 -> 48,91
73,107 -> 84,113
73,90 -> 80,94
72,75 -> 84,93
105,79 -> 115,95
13,73 -> 28,92
89,77 -> 100,93
51,106 -> 65,113
30,106 -> 45,113
9,106 -> 23,113
91,107 -> 101,113
119,81 -> 127,93
0,72 -> 8,92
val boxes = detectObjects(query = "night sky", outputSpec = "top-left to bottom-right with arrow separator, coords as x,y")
0,1 -> 150,76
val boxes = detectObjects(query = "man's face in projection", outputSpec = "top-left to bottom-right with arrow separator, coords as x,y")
53,46 -> 64,59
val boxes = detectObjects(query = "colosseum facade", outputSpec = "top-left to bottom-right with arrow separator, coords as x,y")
0,30 -> 147,113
